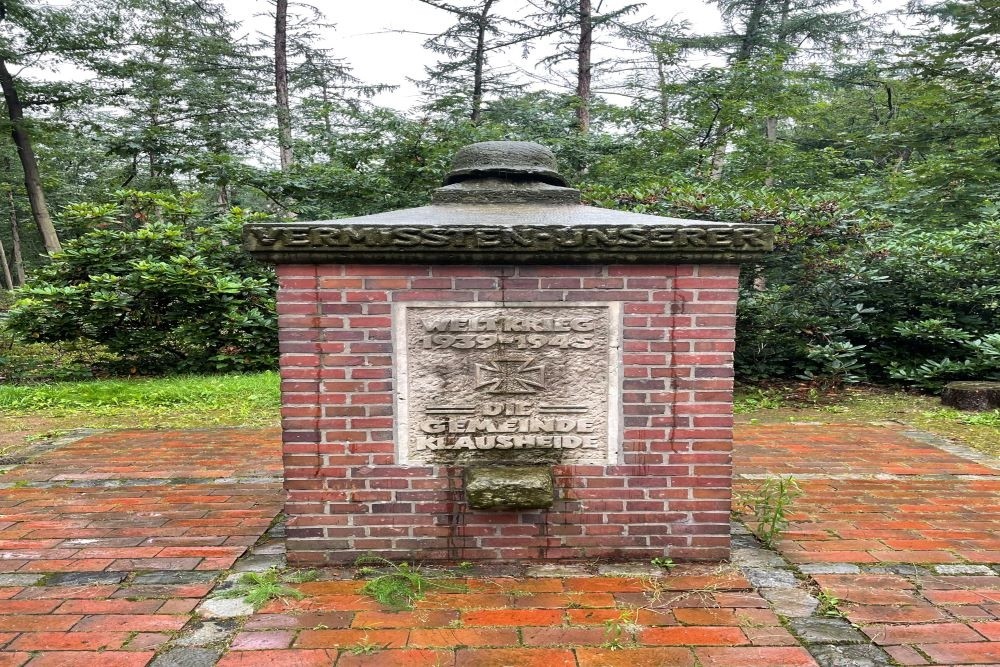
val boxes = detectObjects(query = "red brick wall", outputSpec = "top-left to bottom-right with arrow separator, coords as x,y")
276,264 -> 738,564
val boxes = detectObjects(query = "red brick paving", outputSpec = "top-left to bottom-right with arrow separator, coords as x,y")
736,422 -> 1000,667
0,422 -> 995,665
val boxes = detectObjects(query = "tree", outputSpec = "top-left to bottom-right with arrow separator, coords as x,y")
98,0 -> 268,200
275,0 -> 293,170
687,0 -> 865,180
0,0 -> 119,253
416,0 -> 527,122
524,0 -> 642,133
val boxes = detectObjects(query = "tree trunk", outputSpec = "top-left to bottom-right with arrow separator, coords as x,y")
0,58 -> 61,255
8,190 -> 25,285
764,116 -> 777,186
275,0 -> 293,171
471,0 -> 495,122
709,126 -> 730,181
0,235 -> 12,290
575,0 -> 592,134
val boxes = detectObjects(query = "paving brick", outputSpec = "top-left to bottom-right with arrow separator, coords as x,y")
972,621 -> 1000,641
640,626 -> 749,646
862,622 -> 984,645
229,631 -> 295,650
215,650 -> 335,667
54,599 -> 163,615
462,609 -> 563,626
521,626 -> 607,646
9,630 -> 130,650
455,648 -> 576,667
843,605 -> 948,624
408,628 -> 519,648
694,646 -> 818,666
351,609 -> 458,628
0,615 -> 82,632
882,644 -> 930,665
920,641 -> 1000,664
334,648 -> 454,666
71,614 -> 190,632
20,652 -> 154,667
293,628 -> 408,649
575,647 -> 697,666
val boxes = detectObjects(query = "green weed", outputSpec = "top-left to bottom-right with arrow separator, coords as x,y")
348,636 -> 387,655
601,609 -> 639,650
355,557 -> 435,611
211,568 -> 309,610
650,557 -> 675,570
354,557 -> 467,611
816,589 -> 844,617
747,476 -> 802,548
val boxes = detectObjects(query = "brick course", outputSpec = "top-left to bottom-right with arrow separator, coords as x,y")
277,263 -> 738,564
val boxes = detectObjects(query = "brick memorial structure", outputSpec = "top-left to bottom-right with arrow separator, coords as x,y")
244,142 -> 773,565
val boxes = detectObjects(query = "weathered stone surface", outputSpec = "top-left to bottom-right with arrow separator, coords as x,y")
942,380 -> 1000,411
0,573 -> 44,586
789,618 -> 867,645
134,571 -> 219,585
809,644 -> 894,667
233,554 -> 285,572
196,596 -> 255,618
731,548 -> 788,567
798,563 -> 861,575
598,563 -> 662,577
934,563 -> 996,576
243,141 -> 773,265
761,587 -> 819,617
175,620 -> 239,647
525,563 -> 590,577
398,303 -> 617,466
444,141 -> 569,187
742,566 -> 798,589
45,571 -> 126,586
465,466 -> 554,510
150,648 -> 222,667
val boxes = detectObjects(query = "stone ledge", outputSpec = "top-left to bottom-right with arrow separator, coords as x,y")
244,222 -> 773,264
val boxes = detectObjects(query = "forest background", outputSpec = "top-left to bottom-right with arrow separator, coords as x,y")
0,0 -> 997,390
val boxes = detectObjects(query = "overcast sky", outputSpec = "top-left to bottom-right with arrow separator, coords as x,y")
223,1 -> 726,109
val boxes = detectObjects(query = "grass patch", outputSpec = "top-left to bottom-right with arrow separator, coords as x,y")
212,568 -> 316,610
0,371 -> 280,429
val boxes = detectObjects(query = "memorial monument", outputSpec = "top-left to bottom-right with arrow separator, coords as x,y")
245,141 -> 773,564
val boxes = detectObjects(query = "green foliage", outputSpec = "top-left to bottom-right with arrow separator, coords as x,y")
650,557 -> 675,570
746,475 -> 801,548
212,568 -> 314,610
0,333 -> 118,383
0,372 -> 279,412
5,191 -> 277,375
601,609 -> 639,650
816,589 -> 844,618
355,557 -> 433,611
868,218 -> 1000,389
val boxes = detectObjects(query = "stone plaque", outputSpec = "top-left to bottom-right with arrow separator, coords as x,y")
395,303 -> 620,465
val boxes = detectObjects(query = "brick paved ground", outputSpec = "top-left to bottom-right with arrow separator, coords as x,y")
0,422 -> 995,665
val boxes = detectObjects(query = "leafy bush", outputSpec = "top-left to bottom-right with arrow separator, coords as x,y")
5,191 -> 277,375
589,180 -> 1000,390
587,181 -> 889,385
867,216 -> 1000,388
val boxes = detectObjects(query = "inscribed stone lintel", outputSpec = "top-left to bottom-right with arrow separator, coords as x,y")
393,302 -> 621,466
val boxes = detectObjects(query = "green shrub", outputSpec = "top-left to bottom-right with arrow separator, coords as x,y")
5,191 -> 277,375
867,217 -> 1000,388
